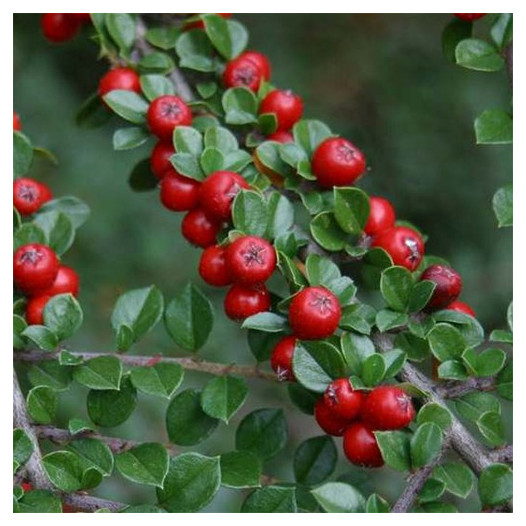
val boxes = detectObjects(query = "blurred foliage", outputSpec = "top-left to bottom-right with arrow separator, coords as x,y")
13,14 -> 512,511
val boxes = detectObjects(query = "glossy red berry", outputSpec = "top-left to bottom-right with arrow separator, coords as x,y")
181,208 -> 221,248
26,295 -> 52,325
199,171 -> 250,222
41,13 -> 81,42
323,378 -> 364,421
13,244 -> 59,295
147,95 -> 192,141
198,245 -> 232,287
239,50 -> 271,80
13,112 -> 21,131
420,264 -> 462,310
454,13 -> 486,21
160,172 -> 201,212
343,422 -> 384,468
224,283 -> 271,321
446,300 -> 476,317
361,385 -> 415,430
314,398 -> 351,436
21,482 -> 33,492
225,236 -> 277,285
32,265 -> 80,297
288,286 -> 342,340
13,178 -> 53,216
312,137 -> 367,188
270,335 -> 297,382
150,141 -> 176,179
70,13 -> 92,24
371,226 -> 425,271
98,68 -> 141,100
364,196 -> 396,236
223,55 -> 264,92
268,130 -> 294,143
259,90 -> 303,132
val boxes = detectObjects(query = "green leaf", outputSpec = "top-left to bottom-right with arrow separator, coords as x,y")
138,52 -> 174,74
33,211 -> 74,256
26,385 -> 57,424
43,293 -> 83,341
277,251 -> 309,293
375,309 -> 409,332
116,443 -> 169,488
197,81 -> 218,99
418,478 -> 446,503
241,312 -> 288,332
166,388 -> 219,445
310,212 -> 348,252
242,486 -> 297,513
462,347 -> 506,377
121,504 -> 167,513
287,383 -> 319,415
256,141 -> 294,179
204,126 -> 238,153
103,90 -> 149,124
40,196 -> 90,229
428,323 -> 466,361
294,435 -> 337,486
222,87 -> 258,125
305,254 -> 340,286
73,356 -> 122,390
341,332 -> 375,375
496,359 -> 512,400
455,392 -> 501,422
164,283 -> 214,351
478,463 -> 512,507
21,325 -> 58,351
411,422 -> 443,469
311,482 -> 365,513
507,301 -> 513,331
333,187 -> 370,234
475,109 -> 512,145
140,74 -> 175,101
247,330 -> 282,362
266,192 -> 294,239
232,189 -> 268,237
442,18 -> 472,62
236,408 -> 288,460
365,493 -> 390,512
27,360 -> 72,391
130,362 -> 183,399
13,131 -> 33,177
491,13 -> 513,50
105,13 -> 135,54
157,453 -> 221,512
292,340 -> 345,392
75,92 -> 112,129
174,126 -> 203,155
14,314 -> 27,348
492,185 -> 512,227
292,119 -> 332,156
145,26 -> 180,50
59,350 -> 83,366
203,14 -> 231,58
68,418 -> 96,435
16,490 -> 62,513
170,152 -> 205,181
375,430 -> 411,471
437,360 -> 468,380
13,429 -> 33,467
489,329 -> 512,344
432,309 -> 484,348
67,437 -> 114,476
200,146 -> 225,175
175,30 -> 215,72
42,451 -> 84,491
116,325 -> 134,351
220,451 -> 261,489
111,285 -> 164,348
415,502 -> 457,513
417,403 -> 452,432
380,266 -> 413,312
477,411 -> 505,446
455,38 -> 505,71
383,349 -> 407,378
408,280 -> 436,312
87,375 -> 137,427
362,353 -> 386,387
113,127 -> 150,150
340,303 -> 376,335
201,376 -> 248,423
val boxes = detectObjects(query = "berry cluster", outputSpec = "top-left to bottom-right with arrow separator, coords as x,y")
41,13 -> 91,43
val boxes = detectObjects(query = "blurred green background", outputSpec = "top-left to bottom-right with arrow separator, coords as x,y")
14,14 -> 512,512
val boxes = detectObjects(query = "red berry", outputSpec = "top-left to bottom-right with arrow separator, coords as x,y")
26,295 -> 52,325
32,265 -> 80,297
343,422 -> 384,468
98,68 -> 141,101
314,398 -> 351,436
446,300 -> 476,317
225,236 -> 277,285
371,226 -> 425,271
323,378 -> 364,421
454,13 -> 486,21
13,178 -> 53,216
21,482 -> 33,492
198,245 -> 232,287
420,264 -> 462,310
147,95 -> 192,141
364,196 -> 396,236
288,286 -> 342,340
311,137 -> 367,188
70,13 -> 92,24
13,244 -> 59,295
13,111 -> 21,131
41,13 -> 81,42
267,130 -> 294,143
199,171 -> 250,222
270,335 -> 297,382
150,141 -> 176,179
223,56 -> 264,92
361,385 -> 415,430
181,208 -> 221,248
224,283 -> 271,321
239,50 -> 271,80
259,90 -> 303,132
160,172 -> 201,212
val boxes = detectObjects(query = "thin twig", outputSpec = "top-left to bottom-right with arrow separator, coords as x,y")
436,376 -> 496,399
61,493 -> 126,513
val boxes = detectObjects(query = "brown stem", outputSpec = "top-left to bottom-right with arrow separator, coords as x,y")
436,376 -> 496,399
61,493 -> 126,513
